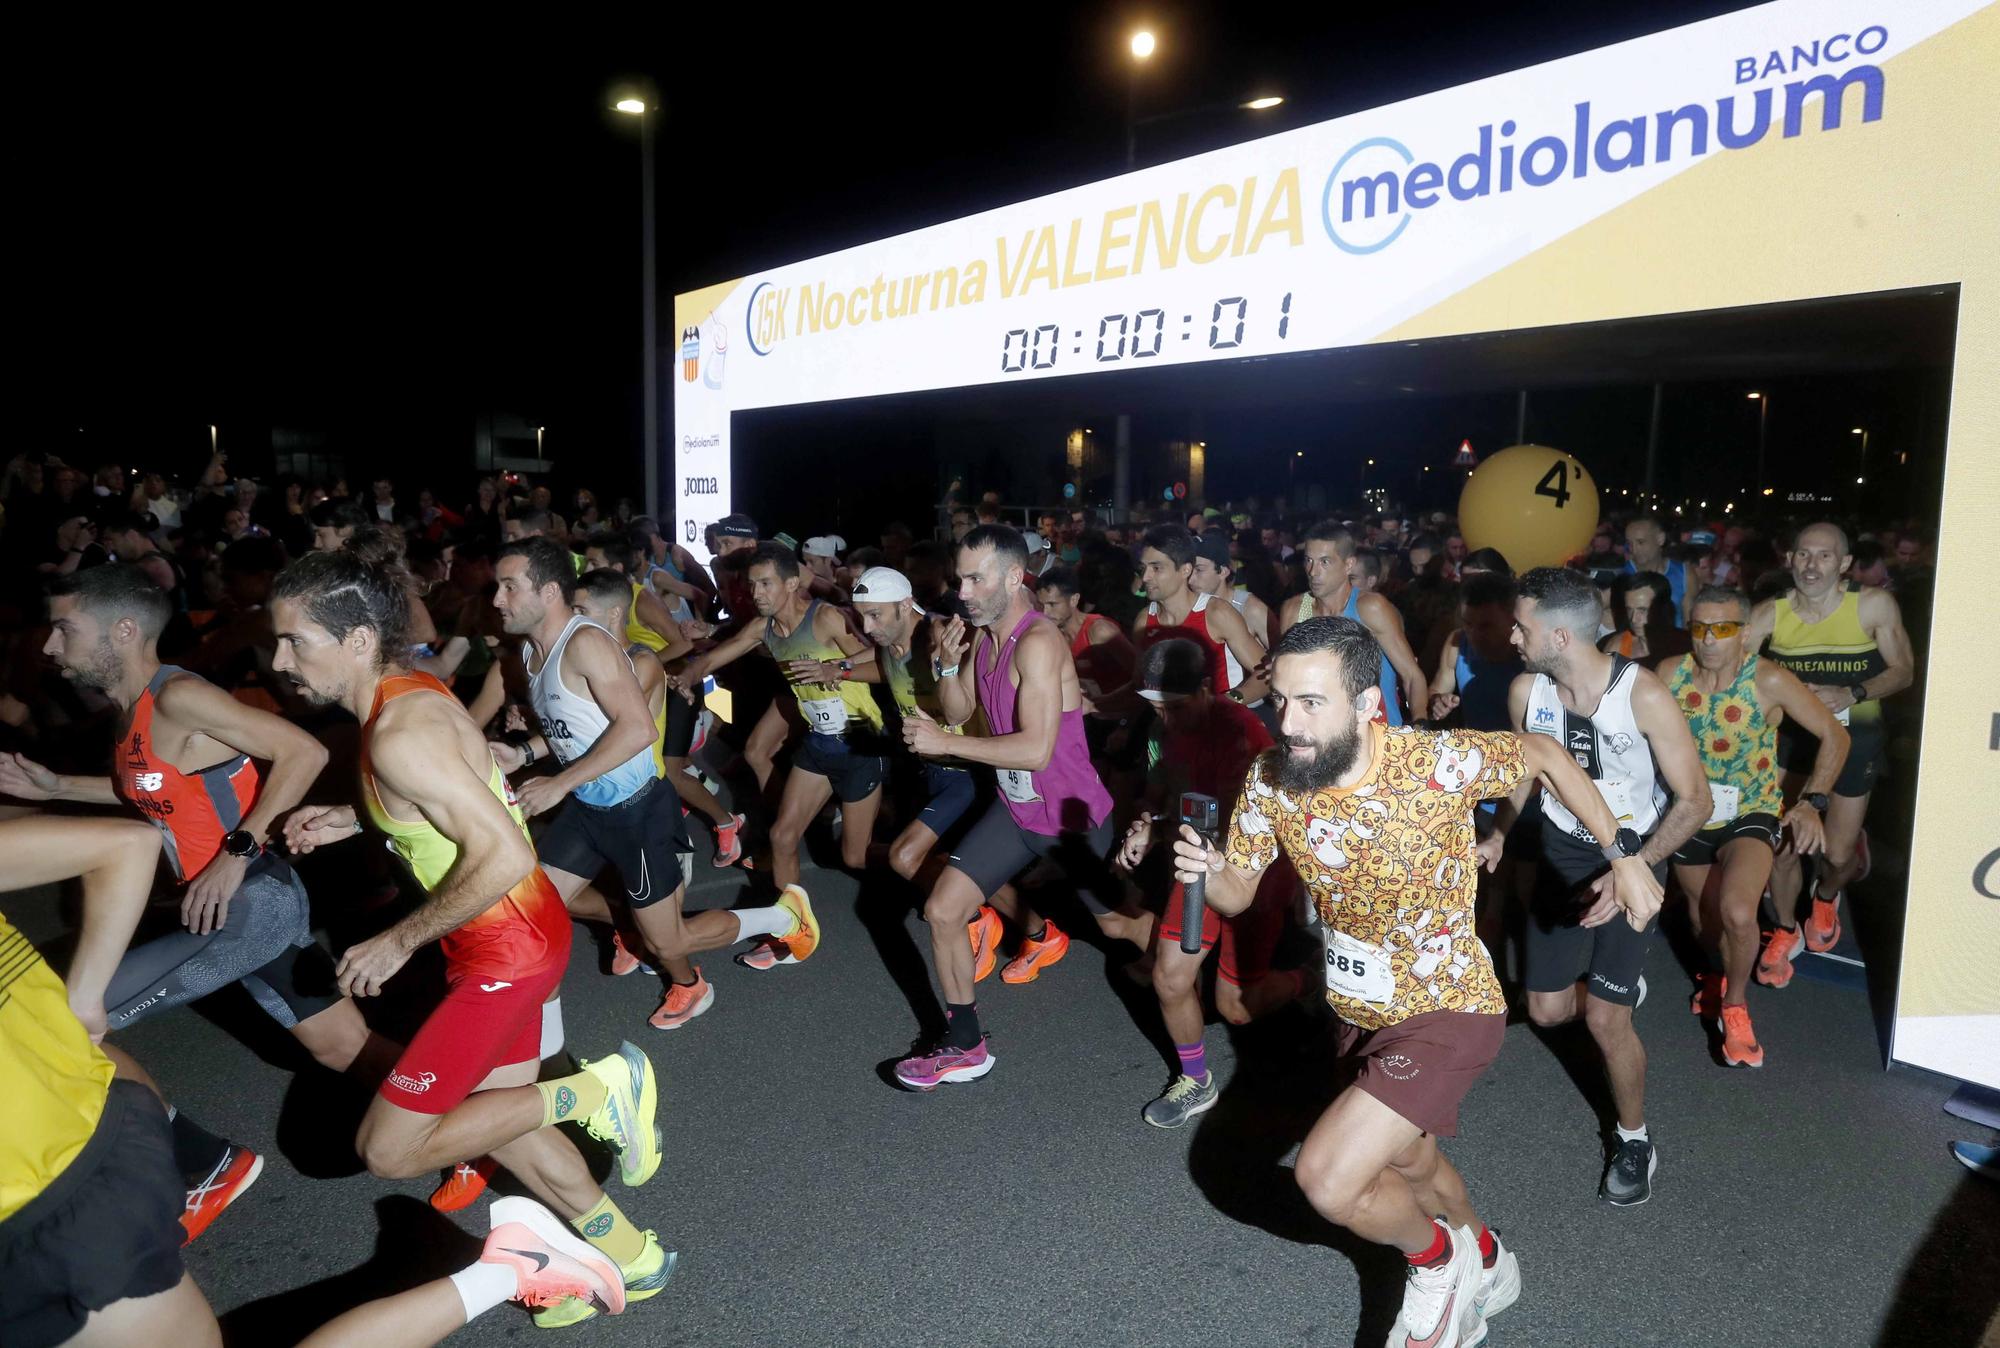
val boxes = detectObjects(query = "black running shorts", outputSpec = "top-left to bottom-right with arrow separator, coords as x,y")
1524,826 -> 1665,1007
536,774 -> 692,908
1672,812 -> 1782,867
0,1080 -> 186,1348
945,798 -> 1122,915
792,732 -> 887,804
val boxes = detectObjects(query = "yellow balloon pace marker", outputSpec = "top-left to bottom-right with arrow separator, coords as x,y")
1457,443 -> 1600,572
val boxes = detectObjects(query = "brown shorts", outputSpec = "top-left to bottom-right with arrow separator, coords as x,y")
1335,1009 -> 1506,1139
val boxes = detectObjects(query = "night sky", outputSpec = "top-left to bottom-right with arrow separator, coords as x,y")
21,1 -> 1944,527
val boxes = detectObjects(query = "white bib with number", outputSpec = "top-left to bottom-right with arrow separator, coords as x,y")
997,768 -> 1042,804
1835,705 -> 1852,727
800,697 -> 849,735
1706,782 -> 1741,827
1323,928 -> 1396,1006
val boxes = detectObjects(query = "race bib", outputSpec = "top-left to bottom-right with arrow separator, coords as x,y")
1323,928 -> 1395,1006
1835,705 -> 1852,726
1594,778 -> 1637,824
997,768 -> 1042,804
1706,782 -> 1741,827
800,697 -> 849,735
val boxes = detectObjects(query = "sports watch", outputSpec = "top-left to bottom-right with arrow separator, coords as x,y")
1600,827 -> 1643,863
1803,792 -> 1831,814
221,828 -> 261,860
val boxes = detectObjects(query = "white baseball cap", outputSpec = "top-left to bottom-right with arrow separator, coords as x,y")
851,567 -> 914,604
803,534 -> 846,558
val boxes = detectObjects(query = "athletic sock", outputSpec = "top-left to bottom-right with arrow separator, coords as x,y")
448,1260 -> 519,1321
535,1070 -> 610,1129
1477,1224 -> 1498,1268
1022,924 -> 1048,944
572,1192 -> 647,1266
945,1002 -> 982,1050
1406,1219 -> 1451,1268
730,903 -> 796,943
1175,1040 -> 1208,1082
167,1106 -> 232,1186
1615,1122 -> 1650,1145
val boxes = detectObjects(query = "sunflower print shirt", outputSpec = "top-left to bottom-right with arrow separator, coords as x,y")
1665,652 -> 1782,823
1224,723 -> 1526,1030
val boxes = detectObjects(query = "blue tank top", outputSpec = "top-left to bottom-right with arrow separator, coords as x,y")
1455,641 -> 1522,733
1343,588 -> 1403,726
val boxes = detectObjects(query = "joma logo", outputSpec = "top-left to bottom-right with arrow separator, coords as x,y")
685,476 -> 718,495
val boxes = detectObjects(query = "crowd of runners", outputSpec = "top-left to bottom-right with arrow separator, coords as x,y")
0,456 -> 1935,1347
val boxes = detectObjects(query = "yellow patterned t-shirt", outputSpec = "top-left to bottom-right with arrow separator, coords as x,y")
1224,723 -> 1526,1030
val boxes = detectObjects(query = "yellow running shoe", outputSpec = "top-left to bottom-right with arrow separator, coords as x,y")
533,1230 -> 678,1329
776,884 -> 821,962
578,1042 -> 662,1188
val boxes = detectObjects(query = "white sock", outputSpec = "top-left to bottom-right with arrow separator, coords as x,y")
731,900 -> 799,943
539,998 -> 565,1060
449,1260 -> 519,1321
1615,1122 -> 1650,1144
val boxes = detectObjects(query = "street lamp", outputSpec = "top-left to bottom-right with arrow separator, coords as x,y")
1242,96 -> 1285,111
1746,391 -> 1769,494
615,95 -> 660,521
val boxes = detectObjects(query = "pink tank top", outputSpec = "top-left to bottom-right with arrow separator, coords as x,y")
976,609 -> 1112,837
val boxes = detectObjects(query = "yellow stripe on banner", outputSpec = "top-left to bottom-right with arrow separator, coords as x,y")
674,280 -> 742,336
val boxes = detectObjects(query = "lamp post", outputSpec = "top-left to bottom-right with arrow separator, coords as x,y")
615,97 -> 660,523
1852,427 -> 1869,485
1747,391 -> 1768,495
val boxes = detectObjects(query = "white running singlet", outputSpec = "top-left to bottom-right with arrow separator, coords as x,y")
1523,655 -> 1666,843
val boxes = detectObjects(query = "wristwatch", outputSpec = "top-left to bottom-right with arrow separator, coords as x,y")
221,828 -> 261,860
1600,827 -> 1643,863
1803,792 -> 1830,814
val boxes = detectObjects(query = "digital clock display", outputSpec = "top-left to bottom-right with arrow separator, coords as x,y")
998,293 -> 1295,373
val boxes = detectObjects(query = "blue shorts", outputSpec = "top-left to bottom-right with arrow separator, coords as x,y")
794,732 -> 888,803
915,764 -> 977,838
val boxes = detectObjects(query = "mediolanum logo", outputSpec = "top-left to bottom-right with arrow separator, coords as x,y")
1322,28 -> 1887,254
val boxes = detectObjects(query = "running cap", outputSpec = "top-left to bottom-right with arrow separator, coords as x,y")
803,534 -> 847,558
714,513 -> 758,539
851,567 -> 913,604
1193,532 -> 1232,571
1138,637 -> 1210,703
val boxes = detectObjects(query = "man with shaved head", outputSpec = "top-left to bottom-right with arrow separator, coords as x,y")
1743,522 -> 1914,983
1623,518 -> 1689,628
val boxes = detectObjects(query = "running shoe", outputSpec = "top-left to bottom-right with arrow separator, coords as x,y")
1717,1004 -> 1764,1069
1599,1136 -> 1658,1207
484,1195 -> 626,1317
649,972 -> 714,1030
609,932 -> 653,978
968,905 -> 1002,984
1390,1221 -> 1483,1348
734,936 -> 794,971
775,884 -> 821,962
1689,973 -> 1726,1017
1804,889 -> 1843,953
893,1038 -> 996,1091
1952,1140 -> 1999,1181
1754,925 -> 1804,989
430,1156 -> 496,1213
1000,921 -> 1070,984
712,812 -> 746,868
531,1229 -> 677,1328
181,1144 -> 263,1246
579,1042 -> 663,1188
1142,1071 -> 1218,1129
1474,1229 -> 1521,1323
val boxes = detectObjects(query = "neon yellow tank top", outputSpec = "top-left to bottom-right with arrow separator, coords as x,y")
1768,590 -> 1886,724
0,912 -> 114,1222
628,641 -> 669,777
624,580 -> 668,654
763,598 -> 882,736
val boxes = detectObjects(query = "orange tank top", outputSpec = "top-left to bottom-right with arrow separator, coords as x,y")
115,665 -> 259,882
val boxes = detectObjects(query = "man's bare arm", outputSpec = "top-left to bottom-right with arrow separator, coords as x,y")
927,626 -> 1062,772
158,676 -> 328,845
1630,672 -> 1712,865
1360,591 -> 1429,721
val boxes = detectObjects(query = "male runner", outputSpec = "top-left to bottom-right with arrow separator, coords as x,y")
1505,566 -> 1709,1206
1117,639 -> 1301,1128
1133,524 -> 1268,705
579,535 -> 744,862
896,526 -> 1138,1089
1623,517 -> 1691,627
1278,521 -> 1427,725
1666,586 -> 1848,1067
674,541 -> 871,964
1171,616 -> 1662,1348
1745,522 -> 1913,973
1,564 -> 393,1241
269,548 -> 671,1330
1191,530 -> 1276,725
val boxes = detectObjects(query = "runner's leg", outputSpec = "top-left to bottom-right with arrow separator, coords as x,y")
836,785 -> 884,871
744,702 -> 789,793
66,1273 -> 221,1348
768,767 -> 834,891
1716,839 -> 1775,1007
1293,1086 -> 1443,1253
1583,995 -> 1646,1131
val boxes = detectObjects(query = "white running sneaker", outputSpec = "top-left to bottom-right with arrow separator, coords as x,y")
1391,1220 -> 1484,1348
1474,1228 -> 1521,1323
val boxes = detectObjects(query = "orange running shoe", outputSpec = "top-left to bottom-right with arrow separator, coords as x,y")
610,932 -> 653,977
431,1156 -> 497,1213
1689,973 -> 1726,1017
649,970 -> 715,1030
1755,925 -> 1804,988
180,1144 -> 263,1246
1001,920 -> 1070,984
968,905 -> 1002,984
1804,890 -> 1843,953
1718,1004 -> 1765,1068
485,1195 -> 626,1315
775,885 -> 821,962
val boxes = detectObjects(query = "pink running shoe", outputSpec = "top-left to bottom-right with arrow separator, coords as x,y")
893,1038 -> 997,1092
610,932 -> 654,977
712,813 -> 747,868
483,1195 -> 626,1315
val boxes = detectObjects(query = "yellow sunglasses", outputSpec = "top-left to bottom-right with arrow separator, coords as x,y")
1690,620 -> 1744,639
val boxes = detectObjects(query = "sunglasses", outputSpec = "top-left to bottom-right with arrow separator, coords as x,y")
1690,621 -> 1744,639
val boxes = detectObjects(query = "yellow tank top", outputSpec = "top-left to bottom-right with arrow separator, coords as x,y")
624,581 -> 669,654
1768,590 -> 1886,724
628,641 -> 669,777
1,912 -> 114,1221
361,672 -> 533,892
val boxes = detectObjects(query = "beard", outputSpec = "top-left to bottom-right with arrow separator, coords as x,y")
59,638 -> 122,692
1520,640 -> 1563,676
1272,721 -> 1365,793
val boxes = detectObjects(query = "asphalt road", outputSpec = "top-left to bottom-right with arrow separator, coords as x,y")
10,826 -> 1998,1348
